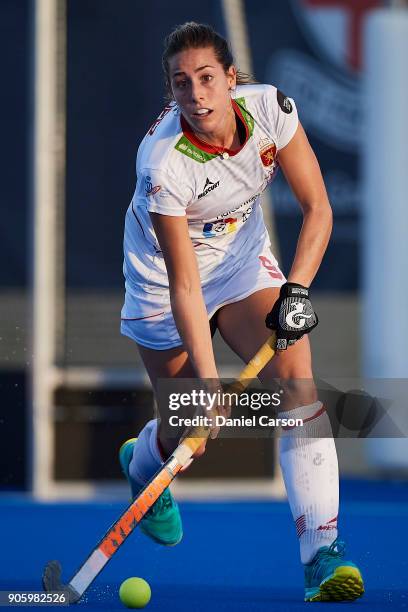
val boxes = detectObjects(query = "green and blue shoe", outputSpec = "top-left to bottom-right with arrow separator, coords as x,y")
304,538 -> 364,602
119,438 -> 183,546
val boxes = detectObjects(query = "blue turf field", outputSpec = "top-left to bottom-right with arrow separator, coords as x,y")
1,480 -> 407,610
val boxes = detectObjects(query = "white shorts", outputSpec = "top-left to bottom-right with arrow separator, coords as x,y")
121,244 -> 286,350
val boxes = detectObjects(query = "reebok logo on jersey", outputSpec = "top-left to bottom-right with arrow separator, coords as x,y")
198,177 -> 220,199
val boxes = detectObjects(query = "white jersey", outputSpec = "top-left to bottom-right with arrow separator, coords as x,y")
122,83 -> 298,318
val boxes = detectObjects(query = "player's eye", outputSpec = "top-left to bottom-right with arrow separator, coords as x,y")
174,79 -> 187,89
201,74 -> 213,83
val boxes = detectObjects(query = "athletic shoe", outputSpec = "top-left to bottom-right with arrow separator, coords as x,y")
304,538 -> 364,602
119,438 -> 183,546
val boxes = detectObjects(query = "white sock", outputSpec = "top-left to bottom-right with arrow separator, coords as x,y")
279,401 -> 339,564
129,419 -> 163,486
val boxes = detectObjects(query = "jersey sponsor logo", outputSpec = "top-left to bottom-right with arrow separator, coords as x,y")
198,177 -> 220,199
175,136 -> 216,163
241,206 -> 253,223
203,222 -> 217,237
202,217 -> 237,237
199,195 -> 260,238
285,302 -> 313,328
145,176 -> 161,197
215,198 -> 255,221
258,138 -> 277,167
277,90 -> 293,114
224,217 -> 237,233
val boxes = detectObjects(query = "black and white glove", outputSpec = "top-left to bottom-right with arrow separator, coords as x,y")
265,282 -> 318,350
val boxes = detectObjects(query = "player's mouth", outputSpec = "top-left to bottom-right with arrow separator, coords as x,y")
192,108 -> 213,120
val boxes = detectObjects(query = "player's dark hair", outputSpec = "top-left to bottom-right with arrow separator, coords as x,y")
162,22 -> 257,100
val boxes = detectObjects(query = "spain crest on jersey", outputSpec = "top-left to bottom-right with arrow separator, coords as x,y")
258,139 -> 277,168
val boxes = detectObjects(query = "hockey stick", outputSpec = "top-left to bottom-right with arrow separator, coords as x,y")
42,333 -> 276,603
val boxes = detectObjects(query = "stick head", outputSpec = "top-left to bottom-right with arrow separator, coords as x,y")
42,560 -> 81,604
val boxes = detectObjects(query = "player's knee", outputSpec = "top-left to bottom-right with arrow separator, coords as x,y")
273,340 -> 313,379
278,364 -> 312,380
273,357 -> 312,380
272,352 -> 316,408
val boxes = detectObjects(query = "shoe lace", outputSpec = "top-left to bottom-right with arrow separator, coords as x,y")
311,538 -> 345,579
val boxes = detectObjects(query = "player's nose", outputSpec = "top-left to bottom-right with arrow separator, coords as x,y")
190,79 -> 205,104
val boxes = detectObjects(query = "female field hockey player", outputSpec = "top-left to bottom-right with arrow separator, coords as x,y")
119,22 -> 364,602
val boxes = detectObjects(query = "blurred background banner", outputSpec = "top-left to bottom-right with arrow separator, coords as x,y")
2,0 -> 390,293
0,0 -> 407,496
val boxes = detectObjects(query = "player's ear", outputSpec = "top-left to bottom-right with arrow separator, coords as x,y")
227,65 -> 237,90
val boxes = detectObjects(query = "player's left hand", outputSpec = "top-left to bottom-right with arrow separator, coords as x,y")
265,282 -> 318,350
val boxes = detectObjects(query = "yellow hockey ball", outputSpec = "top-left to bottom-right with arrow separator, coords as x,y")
119,577 -> 151,608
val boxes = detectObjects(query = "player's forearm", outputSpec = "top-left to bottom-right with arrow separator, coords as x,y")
170,287 -> 219,380
288,203 -> 333,287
